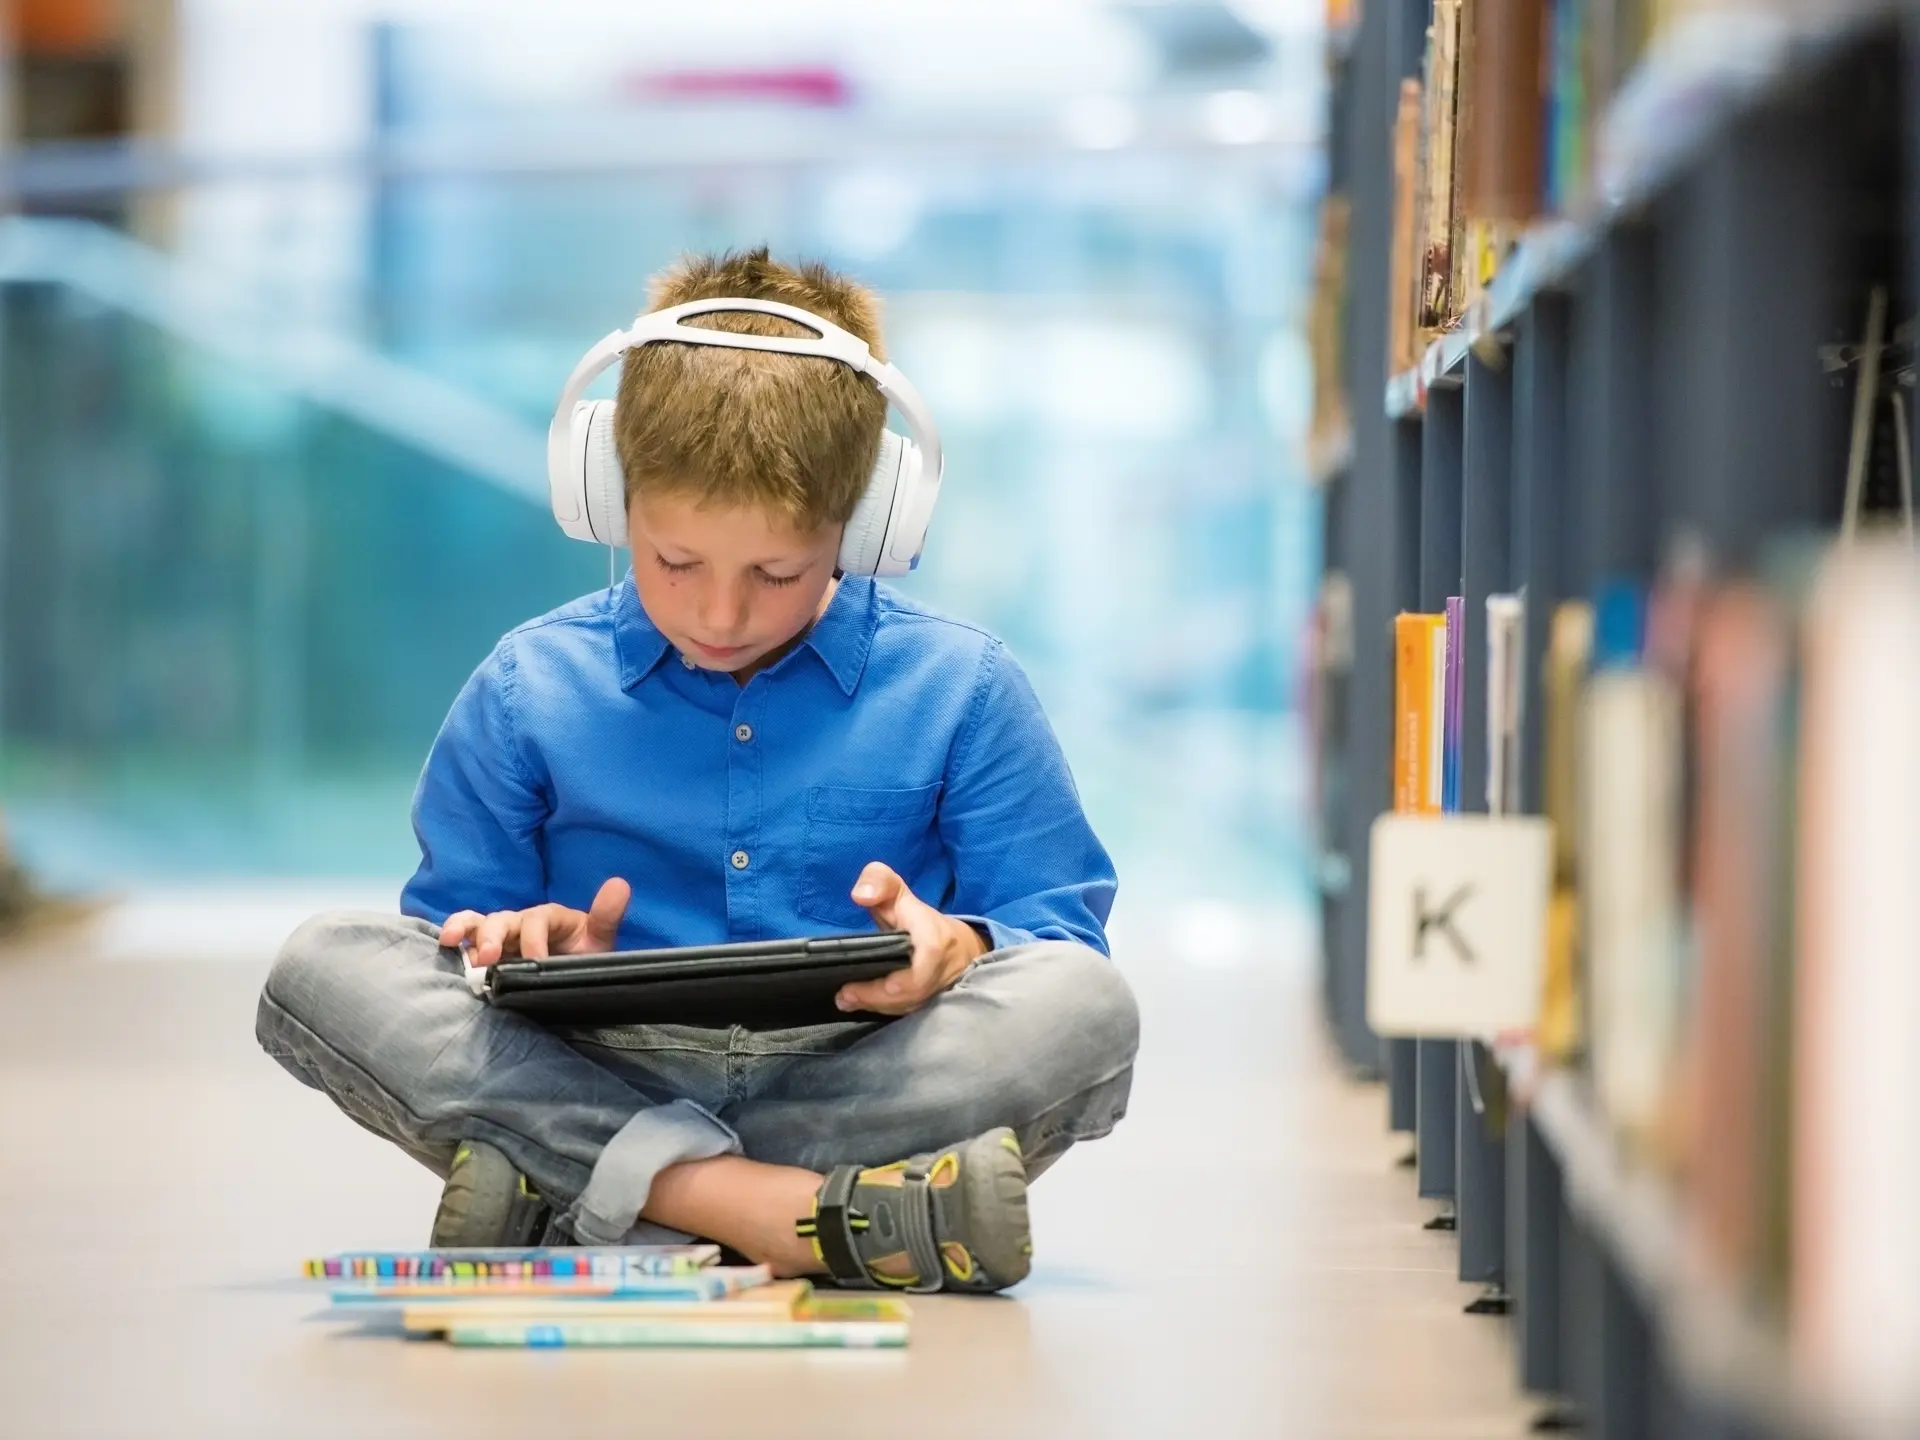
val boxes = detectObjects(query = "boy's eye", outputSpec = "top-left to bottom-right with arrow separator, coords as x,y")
755,569 -> 802,588
653,555 -> 699,575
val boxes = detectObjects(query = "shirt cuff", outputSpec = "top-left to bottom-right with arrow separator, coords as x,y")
950,914 -> 1035,956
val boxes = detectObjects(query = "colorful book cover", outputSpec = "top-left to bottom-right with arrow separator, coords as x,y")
1442,596 -> 1465,812
303,1244 -> 720,1282
442,1296 -> 912,1350
1394,613 -> 1445,815
331,1265 -> 769,1305
399,1281 -> 813,1333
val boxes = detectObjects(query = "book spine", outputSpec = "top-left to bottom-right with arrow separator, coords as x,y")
446,1321 -> 909,1349
1428,617 -> 1448,812
1394,614 -> 1434,814
1486,595 -> 1525,816
1442,597 -> 1466,813
1389,80 -> 1423,374
1791,545 -> 1920,1421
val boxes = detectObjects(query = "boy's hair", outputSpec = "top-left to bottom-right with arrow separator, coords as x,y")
614,247 -> 888,530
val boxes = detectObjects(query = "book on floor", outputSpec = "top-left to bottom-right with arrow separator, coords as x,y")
303,1244 -> 721,1281
395,1279 -> 815,1333
329,1264 -> 771,1304
437,1295 -> 913,1350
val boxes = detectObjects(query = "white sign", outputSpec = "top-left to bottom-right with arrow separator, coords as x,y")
1366,814 -> 1550,1038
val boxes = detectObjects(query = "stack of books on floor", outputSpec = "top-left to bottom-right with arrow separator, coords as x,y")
303,1245 -> 910,1349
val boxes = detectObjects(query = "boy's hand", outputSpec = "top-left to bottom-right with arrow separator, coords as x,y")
441,877 -> 632,967
835,862 -> 988,1017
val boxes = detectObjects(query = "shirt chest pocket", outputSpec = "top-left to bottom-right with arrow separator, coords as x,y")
795,782 -> 944,930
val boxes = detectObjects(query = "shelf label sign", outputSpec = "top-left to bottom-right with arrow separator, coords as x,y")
1366,814 -> 1550,1038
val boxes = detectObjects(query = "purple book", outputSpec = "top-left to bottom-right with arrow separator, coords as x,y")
1442,596 -> 1465,812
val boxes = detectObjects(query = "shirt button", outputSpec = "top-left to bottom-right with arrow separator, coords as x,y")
680,653 -> 696,669
730,850 -> 750,870
734,723 -> 754,743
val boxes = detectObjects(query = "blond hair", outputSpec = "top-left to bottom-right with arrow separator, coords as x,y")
614,248 -> 888,529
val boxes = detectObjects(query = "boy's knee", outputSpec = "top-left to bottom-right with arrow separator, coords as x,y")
975,939 -> 1139,1083
261,908 -> 434,1035
1023,940 -> 1137,1048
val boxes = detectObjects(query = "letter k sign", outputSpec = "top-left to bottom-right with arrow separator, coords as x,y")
1367,814 -> 1550,1038
1413,883 -> 1475,964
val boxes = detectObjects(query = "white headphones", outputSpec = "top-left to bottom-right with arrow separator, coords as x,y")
547,297 -> 945,577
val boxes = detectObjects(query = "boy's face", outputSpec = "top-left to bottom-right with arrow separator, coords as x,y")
628,491 -> 842,677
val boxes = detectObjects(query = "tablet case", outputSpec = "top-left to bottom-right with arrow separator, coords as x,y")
480,931 -> 914,1029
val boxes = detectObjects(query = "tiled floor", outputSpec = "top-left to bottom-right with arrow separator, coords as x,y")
0,892 -> 1534,1439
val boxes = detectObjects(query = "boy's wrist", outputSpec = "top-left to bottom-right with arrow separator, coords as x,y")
951,916 -> 991,963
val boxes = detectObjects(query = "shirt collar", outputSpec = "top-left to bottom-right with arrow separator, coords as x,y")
800,575 -> 876,696
612,575 -> 673,689
612,571 -> 875,696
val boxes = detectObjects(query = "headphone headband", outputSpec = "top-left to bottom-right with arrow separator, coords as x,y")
546,297 -> 944,572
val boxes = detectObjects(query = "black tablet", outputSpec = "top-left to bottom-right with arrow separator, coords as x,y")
474,931 -> 914,1029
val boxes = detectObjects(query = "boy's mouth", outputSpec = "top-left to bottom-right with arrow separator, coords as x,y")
690,639 -> 751,662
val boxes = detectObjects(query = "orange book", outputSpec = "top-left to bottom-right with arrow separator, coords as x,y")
1394,614 -> 1445,815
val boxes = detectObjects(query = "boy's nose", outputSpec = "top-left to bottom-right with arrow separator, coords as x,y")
700,580 -> 750,638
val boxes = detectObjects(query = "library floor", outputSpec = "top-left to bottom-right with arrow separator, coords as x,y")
0,890 -> 1536,1439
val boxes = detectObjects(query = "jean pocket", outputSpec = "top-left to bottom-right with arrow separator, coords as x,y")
795,782 -> 943,929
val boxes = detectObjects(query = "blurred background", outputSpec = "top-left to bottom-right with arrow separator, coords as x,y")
0,0 -> 1326,922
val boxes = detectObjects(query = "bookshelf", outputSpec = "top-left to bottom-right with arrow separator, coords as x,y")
1310,3 -> 1920,1436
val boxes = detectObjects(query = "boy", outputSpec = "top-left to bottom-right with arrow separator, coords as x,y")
257,249 -> 1137,1294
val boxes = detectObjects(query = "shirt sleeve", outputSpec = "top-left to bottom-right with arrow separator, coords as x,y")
399,638 -> 552,925
939,640 -> 1117,955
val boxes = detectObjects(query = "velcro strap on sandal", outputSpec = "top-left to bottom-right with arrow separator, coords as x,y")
898,1158 -> 946,1296
811,1164 -> 875,1289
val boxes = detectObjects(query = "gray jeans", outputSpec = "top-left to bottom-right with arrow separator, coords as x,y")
256,912 -> 1139,1245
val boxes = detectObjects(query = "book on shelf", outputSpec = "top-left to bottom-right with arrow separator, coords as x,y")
1790,542 -> 1920,1428
1485,594 -> 1525,816
1546,0 -> 1590,214
1581,580 -> 1684,1160
1449,0 -> 1482,315
1393,613 -> 1446,815
1307,196 -> 1352,476
1312,572 -> 1355,873
1537,601 -> 1592,1064
1460,0 -> 1549,304
1680,583 -> 1791,1306
1416,0 -> 1465,333
1389,78 -> 1423,375
1442,596 -> 1466,813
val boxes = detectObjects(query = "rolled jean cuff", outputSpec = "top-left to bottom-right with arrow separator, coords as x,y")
568,1099 -> 740,1246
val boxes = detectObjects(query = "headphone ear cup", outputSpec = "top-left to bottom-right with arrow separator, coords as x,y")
838,429 -> 905,576
577,399 -> 628,546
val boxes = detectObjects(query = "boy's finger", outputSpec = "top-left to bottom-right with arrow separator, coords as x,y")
441,911 -> 484,949
520,906 -> 551,960
851,862 -> 901,911
475,911 -> 517,966
835,979 -> 918,1017
583,877 -> 632,951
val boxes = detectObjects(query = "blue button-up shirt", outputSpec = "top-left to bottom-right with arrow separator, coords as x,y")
400,573 -> 1116,955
